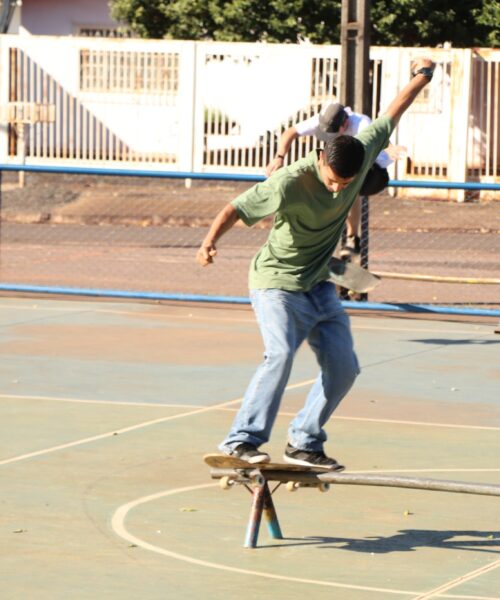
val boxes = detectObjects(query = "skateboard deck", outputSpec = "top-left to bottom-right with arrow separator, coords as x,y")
204,453 -> 334,472
328,256 -> 380,293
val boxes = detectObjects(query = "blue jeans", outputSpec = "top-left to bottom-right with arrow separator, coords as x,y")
220,281 -> 359,453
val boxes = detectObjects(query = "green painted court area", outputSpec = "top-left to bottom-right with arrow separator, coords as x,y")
0,296 -> 499,600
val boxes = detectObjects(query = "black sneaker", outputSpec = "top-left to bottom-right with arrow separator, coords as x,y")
230,443 -> 271,464
283,443 -> 345,471
340,235 -> 361,260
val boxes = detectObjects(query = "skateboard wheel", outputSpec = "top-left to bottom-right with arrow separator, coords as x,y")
219,476 -> 233,490
253,474 -> 265,487
318,482 -> 330,493
286,481 -> 298,492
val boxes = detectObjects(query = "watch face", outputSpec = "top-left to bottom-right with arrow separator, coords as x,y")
414,67 -> 433,78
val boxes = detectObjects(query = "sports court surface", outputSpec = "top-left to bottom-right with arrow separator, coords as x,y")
1,295 -> 499,600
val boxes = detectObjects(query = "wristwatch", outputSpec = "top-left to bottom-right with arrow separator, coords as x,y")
412,66 -> 434,80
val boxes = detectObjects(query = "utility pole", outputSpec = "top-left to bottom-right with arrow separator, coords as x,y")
340,0 -> 371,116
340,0 -> 372,292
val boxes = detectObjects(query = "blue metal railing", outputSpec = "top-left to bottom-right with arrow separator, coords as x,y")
1,163 -> 500,191
1,164 -> 499,317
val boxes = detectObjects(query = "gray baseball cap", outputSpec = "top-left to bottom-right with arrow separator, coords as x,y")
315,102 -> 348,141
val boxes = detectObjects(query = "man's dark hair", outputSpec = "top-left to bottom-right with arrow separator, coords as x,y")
323,135 -> 365,179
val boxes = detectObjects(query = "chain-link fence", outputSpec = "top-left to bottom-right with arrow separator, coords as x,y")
1,170 -> 498,309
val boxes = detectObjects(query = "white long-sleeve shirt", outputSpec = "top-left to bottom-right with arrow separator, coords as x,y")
294,107 -> 393,169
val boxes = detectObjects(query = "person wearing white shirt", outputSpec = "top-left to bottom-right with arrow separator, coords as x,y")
265,103 -> 406,258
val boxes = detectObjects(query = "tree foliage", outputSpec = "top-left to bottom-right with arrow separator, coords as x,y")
370,0 -> 499,47
109,0 -> 499,47
211,1 -> 341,43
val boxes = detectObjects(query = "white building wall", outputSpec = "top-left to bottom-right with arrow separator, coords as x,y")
20,0 -> 118,36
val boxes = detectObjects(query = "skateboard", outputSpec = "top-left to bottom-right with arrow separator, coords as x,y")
204,453 -> 339,492
328,256 -> 380,294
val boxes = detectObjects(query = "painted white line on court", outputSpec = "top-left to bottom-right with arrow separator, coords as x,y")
0,340 -> 497,467
111,484 -> 419,597
5,392 -> 499,432
2,392 -> 499,432
352,468 -> 500,474
0,394 -> 244,466
412,559 -> 500,599
3,300 -> 498,595
0,303 -> 90,313
111,484 -> 498,600
0,303 -> 256,324
0,378 -> 322,466
0,393 -> 204,410
276,411 -> 500,432
0,301 -> 494,335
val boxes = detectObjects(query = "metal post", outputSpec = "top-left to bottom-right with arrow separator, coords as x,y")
359,194 -> 369,301
244,482 -> 267,548
340,0 -> 371,115
263,484 -> 283,540
341,0 -> 372,300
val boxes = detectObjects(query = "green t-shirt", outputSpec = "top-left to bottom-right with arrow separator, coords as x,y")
232,115 -> 394,291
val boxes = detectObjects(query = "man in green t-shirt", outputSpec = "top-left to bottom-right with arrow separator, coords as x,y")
196,58 -> 435,468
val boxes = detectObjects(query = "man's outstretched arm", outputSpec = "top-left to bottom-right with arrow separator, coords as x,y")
384,58 -> 435,126
196,203 -> 240,266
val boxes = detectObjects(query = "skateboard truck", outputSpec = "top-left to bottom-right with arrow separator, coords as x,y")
286,480 -> 330,492
219,471 -> 265,489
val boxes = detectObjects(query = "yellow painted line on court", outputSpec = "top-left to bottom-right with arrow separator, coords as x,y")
111,484 -> 498,600
412,558 -> 500,599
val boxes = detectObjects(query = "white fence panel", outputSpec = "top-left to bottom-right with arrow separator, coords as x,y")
0,35 -> 498,196
194,42 -> 335,173
469,49 -> 500,184
0,35 -> 196,170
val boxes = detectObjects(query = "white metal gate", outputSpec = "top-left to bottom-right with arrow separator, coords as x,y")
0,36 -> 196,170
0,35 -> 498,197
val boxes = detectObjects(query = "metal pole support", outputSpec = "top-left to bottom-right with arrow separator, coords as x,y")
263,484 -> 283,541
244,481 -> 283,548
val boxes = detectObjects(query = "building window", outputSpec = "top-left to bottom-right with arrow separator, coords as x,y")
77,27 -> 132,38
80,49 -> 179,94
